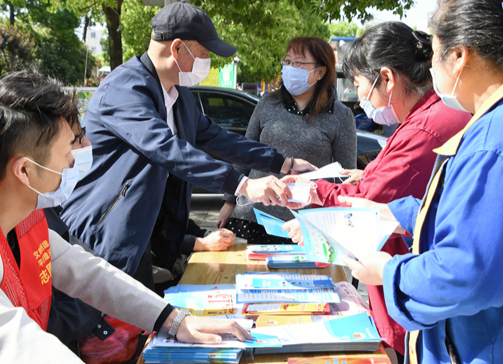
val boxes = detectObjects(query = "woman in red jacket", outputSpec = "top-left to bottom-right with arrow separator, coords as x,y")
283,22 -> 471,362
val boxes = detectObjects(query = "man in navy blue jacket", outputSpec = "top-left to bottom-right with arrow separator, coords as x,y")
62,2 -> 313,289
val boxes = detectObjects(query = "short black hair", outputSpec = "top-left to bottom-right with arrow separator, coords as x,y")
430,0 -> 503,71
0,70 -> 80,180
342,21 -> 433,97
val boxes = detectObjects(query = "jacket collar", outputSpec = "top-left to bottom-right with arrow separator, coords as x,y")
140,52 -> 165,105
434,83 -> 503,156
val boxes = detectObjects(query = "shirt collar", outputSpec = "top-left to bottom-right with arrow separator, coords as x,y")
161,84 -> 179,112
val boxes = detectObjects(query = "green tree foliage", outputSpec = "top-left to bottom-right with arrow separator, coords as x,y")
0,0 -> 27,25
121,0 -> 159,61
0,22 -> 34,74
329,21 -> 367,38
26,4 -> 96,84
0,1 -> 96,84
48,0 -> 124,70
50,0 -> 414,72
206,1 -> 330,82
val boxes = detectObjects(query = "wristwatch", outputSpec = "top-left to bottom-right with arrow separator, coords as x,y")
168,309 -> 191,338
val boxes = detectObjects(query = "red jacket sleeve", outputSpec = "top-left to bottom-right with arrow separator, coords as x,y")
315,128 -> 443,207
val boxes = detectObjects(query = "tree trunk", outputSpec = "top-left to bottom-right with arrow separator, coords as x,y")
9,4 -> 15,26
82,15 -> 91,42
103,0 -> 123,70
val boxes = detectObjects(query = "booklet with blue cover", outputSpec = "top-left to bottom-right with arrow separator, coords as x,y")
253,208 -> 291,238
265,255 -> 321,269
235,273 -> 340,303
252,312 -> 381,354
164,284 -> 243,317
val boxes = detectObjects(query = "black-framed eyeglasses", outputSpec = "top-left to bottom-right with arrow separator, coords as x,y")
74,126 -> 86,144
280,57 -> 318,68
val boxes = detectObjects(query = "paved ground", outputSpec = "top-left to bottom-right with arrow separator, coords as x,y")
189,193 -> 369,303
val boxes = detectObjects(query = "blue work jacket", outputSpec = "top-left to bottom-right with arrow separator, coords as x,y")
62,53 -> 284,275
385,100 -> 503,363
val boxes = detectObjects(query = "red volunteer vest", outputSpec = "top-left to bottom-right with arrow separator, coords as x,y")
0,210 -> 52,330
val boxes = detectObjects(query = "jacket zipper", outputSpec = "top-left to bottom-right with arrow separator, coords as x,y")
96,182 -> 130,227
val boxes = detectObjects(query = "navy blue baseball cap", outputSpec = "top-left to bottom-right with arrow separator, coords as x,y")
151,1 -> 237,57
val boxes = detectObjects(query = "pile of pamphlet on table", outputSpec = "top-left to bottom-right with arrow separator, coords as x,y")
143,272 -> 382,363
246,244 -> 329,269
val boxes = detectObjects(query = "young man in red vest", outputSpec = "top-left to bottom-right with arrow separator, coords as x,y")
0,70 -> 251,362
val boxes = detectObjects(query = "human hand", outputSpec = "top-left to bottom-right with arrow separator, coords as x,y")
341,252 -> 392,286
281,175 -> 322,206
337,196 -> 405,234
237,176 -> 291,206
340,169 -> 364,185
164,310 -> 252,344
194,229 -> 235,251
290,158 -> 318,174
283,219 -> 304,246
217,201 -> 235,229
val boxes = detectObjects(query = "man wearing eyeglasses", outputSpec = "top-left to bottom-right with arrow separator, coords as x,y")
61,1 -> 315,291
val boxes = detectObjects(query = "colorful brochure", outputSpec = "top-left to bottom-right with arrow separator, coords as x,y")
243,303 -> 330,315
246,244 -> 304,260
255,314 -> 341,327
265,255 -> 322,269
235,273 -> 340,304
236,273 -> 335,290
291,208 -> 398,265
287,344 -> 392,364
252,313 -> 381,347
142,346 -> 244,364
164,284 -> 243,317
152,328 -> 282,350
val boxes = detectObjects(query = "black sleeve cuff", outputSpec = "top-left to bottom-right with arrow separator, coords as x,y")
270,153 -> 285,175
154,304 -> 175,332
221,169 -> 242,195
179,235 -> 196,256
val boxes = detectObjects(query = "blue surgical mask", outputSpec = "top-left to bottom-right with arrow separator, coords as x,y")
282,65 -> 319,96
359,78 -> 400,126
430,64 -> 468,112
25,158 -> 80,209
71,146 -> 93,181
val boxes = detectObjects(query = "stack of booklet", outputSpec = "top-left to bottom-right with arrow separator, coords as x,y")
235,272 -> 340,304
151,274 -> 381,362
143,320 -> 281,364
246,244 -> 328,269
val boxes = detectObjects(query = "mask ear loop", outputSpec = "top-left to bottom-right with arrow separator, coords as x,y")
306,182 -> 318,204
367,77 -> 379,99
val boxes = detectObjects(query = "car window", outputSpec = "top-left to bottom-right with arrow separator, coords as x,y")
198,92 -> 255,129
337,77 -> 359,102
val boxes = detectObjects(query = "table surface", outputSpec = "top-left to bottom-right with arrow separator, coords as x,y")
138,244 -> 389,364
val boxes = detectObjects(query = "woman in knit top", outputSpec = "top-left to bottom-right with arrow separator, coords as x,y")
217,36 -> 357,243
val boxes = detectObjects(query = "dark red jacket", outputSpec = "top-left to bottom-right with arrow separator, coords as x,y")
314,89 -> 471,354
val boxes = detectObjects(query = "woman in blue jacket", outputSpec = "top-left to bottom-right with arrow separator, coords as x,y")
338,0 -> 503,362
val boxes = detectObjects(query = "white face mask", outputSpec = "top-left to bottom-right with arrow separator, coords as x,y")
71,146 -> 93,181
25,158 -> 80,209
174,42 -> 211,86
359,78 -> 400,126
430,63 -> 468,112
282,65 -> 319,96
